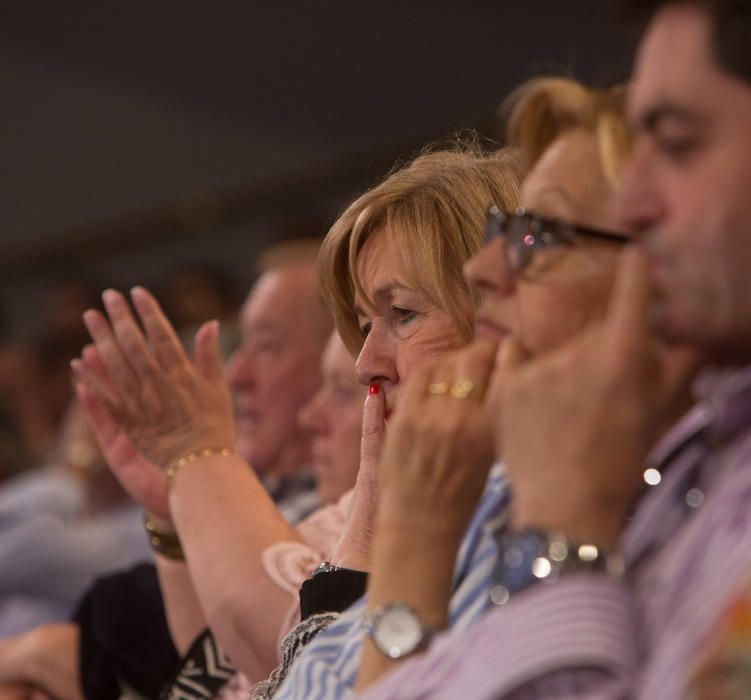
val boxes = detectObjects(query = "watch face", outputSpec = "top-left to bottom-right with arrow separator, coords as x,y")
373,605 -> 423,659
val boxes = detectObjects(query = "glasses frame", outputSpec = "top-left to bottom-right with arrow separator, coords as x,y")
486,205 -> 631,272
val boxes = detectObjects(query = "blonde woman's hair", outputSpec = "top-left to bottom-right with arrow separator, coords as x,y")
500,77 -> 631,186
319,143 -> 523,355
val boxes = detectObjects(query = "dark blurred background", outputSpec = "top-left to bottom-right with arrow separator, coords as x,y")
0,0 -> 633,472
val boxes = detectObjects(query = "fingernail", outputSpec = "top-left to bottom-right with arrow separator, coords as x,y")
369,384 -> 380,395
102,289 -> 118,306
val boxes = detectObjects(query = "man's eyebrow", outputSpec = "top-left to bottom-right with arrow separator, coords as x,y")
636,102 -> 705,131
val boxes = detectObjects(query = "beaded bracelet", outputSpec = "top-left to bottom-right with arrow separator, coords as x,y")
165,447 -> 234,489
144,514 -> 185,560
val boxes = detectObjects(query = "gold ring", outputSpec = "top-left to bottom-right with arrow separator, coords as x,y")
450,379 -> 475,399
428,382 -> 450,395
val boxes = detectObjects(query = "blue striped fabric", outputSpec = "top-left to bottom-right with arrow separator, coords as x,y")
273,464 -> 510,700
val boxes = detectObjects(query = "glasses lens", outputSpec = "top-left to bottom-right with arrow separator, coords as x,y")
507,215 -> 535,270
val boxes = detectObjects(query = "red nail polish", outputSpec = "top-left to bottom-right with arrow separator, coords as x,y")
369,384 -> 380,395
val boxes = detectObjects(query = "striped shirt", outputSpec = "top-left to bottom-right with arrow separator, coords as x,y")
274,463 -> 511,700
357,365 -> 751,699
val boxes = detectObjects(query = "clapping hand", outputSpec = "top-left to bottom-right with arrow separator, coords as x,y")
73,287 -> 236,521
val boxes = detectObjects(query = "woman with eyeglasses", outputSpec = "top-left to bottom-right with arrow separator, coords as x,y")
266,77 -> 693,699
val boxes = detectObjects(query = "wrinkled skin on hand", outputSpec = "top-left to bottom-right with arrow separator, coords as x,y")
0,624 -> 81,700
73,287 -> 236,522
376,339 -> 498,540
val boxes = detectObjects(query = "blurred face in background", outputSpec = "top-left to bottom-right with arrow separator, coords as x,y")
226,262 -> 327,476
299,332 -> 366,504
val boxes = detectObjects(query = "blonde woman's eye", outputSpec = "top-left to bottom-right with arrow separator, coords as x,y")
392,306 -> 417,324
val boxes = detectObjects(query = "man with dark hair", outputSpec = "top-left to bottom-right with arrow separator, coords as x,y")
346,3 -> 751,698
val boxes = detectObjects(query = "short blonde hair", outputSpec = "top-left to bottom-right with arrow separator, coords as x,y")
319,144 -> 523,355
500,77 -> 631,186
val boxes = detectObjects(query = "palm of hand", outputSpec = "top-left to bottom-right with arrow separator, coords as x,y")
75,287 -> 237,519
104,428 -> 170,521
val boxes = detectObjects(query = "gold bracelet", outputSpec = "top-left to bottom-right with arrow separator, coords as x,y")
143,514 -> 185,560
165,447 -> 234,489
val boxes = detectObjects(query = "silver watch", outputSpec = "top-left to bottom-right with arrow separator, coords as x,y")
362,602 -> 434,659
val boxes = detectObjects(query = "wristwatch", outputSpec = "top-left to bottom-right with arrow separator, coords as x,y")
362,602 -> 434,659
490,529 -> 624,606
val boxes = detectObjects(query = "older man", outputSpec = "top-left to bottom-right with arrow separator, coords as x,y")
338,2 -> 751,698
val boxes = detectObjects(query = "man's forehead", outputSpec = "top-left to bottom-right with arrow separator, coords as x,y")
242,265 -> 316,322
628,3 -> 715,122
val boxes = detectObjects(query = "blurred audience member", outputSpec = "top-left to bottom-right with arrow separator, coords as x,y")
156,264 -> 242,358
34,277 -> 105,446
0,398 -> 152,637
0,341 -> 50,476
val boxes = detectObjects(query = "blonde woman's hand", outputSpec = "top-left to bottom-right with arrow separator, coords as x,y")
332,384 -> 385,570
74,287 -> 236,478
376,339 -> 498,542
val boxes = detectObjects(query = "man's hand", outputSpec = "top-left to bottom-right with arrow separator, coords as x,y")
493,247 -> 700,547
0,624 -> 82,700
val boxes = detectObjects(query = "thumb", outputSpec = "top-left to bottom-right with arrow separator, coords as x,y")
495,336 -> 529,374
606,245 -> 653,349
194,320 -> 224,381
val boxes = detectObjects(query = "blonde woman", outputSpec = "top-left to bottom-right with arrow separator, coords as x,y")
71,144 -> 522,695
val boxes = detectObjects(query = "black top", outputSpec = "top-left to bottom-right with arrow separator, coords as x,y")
299,567 -> 368,620
74,563 -> 179,700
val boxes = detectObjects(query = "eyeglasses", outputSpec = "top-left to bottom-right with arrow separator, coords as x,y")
486,206 -> 631,273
